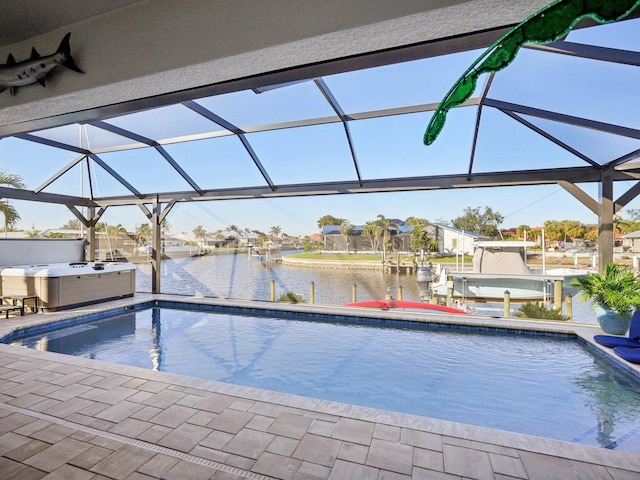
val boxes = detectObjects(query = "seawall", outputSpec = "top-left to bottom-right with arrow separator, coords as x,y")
281,256 -> 384,270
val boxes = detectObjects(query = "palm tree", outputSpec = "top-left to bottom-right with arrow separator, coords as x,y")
193,225 -> 206,246
161,218 -> 171,236
136,223 -> 152,247
373,217 -> 386,253
226,224 -> 246,247
613,215 -> 630,234
375,214 -> 400,256
339,221 -> 354,253
269,225 -> 282,239
516,224 -> 531,240
565,220 -> 586,242
226,224 -> 243,238
362,220 -> 378,252
0,171 -> 25,235
213,229 -> 225,240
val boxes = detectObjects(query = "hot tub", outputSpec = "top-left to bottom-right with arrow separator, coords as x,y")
0,262 -> 135,311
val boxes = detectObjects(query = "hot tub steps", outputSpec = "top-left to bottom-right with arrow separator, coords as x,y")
0,304 -> 23,318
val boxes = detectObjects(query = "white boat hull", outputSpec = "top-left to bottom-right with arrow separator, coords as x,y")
417,241 -> 590,302
429,273 -> 547,301
420,271 -> 587,301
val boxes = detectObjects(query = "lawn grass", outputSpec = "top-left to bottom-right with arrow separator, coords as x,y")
286,251 -> 472,263
285,251 -> 599,267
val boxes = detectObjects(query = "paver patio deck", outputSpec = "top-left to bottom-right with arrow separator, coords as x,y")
0,294 -> 639,479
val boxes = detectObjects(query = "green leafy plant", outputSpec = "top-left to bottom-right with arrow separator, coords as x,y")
571,262 -> 640,318
278,291 -> 306,303
515,302 -> 568,321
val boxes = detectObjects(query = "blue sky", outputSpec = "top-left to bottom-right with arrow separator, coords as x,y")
2,16 -> 640,236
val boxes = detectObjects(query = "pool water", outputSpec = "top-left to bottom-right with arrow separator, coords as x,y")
10,306 -> 640,452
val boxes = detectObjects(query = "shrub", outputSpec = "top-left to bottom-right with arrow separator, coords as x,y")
571,262 -> 640,318
278,291 -> 306,303
515,302 -> 568,321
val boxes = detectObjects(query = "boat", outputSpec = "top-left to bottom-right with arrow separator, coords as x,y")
417,241 -> 590,302
250,243 -> 282,264
344,299 -> 466,314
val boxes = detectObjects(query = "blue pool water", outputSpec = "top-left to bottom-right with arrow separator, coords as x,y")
9,305 -> 640,452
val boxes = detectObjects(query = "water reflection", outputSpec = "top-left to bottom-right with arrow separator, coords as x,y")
150,307 -> 163,370
20,312 -> 136,355
573,361 -> 640,449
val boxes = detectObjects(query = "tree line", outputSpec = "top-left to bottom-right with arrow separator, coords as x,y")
317,213 -> 439,253
317,206 -> 640,252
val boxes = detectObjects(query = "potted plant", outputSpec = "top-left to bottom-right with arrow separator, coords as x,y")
571,262 -> 640,335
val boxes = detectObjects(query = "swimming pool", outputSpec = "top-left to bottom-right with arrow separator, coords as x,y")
7,303 -> 640,453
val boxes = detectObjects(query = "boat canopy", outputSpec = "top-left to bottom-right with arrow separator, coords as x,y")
472,243 -> 535,274
472,241 -> 538,248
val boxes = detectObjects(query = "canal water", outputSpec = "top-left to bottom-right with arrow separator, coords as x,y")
134,250 -> 597,323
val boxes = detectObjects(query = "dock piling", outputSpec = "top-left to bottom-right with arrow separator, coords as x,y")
446,276 -> 453,307
554,280 -> 563,309
504,290 -> 511,317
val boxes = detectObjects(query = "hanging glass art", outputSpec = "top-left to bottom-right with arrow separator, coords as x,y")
423,0 -> 640,146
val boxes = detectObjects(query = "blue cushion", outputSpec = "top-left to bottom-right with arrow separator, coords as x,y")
613,346 -> 640,364
630,309 -> 640,339
594,335 -> 640,348
593,310 -> 640,348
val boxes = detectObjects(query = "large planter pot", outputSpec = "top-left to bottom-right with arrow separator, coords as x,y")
595,305 -> 632,335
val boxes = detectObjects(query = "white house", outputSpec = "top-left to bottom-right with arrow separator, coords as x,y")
622,230 -> 640,252
431,224 -> 486,255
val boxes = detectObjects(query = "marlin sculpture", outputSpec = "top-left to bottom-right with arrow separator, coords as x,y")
0,32 -> 83,96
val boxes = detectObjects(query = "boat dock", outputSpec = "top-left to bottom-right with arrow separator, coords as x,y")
250,247 -> 282,265
383,260 -> 417,274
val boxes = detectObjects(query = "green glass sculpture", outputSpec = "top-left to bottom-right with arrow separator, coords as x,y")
424,0 -> 640,145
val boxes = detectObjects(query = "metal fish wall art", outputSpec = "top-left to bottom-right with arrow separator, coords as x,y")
0,32 -> 83,96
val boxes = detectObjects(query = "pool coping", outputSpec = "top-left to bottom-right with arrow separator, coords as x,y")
1,292 -> 639,477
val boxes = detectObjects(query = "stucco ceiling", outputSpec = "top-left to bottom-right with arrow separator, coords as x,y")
0,0 -> 142,47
